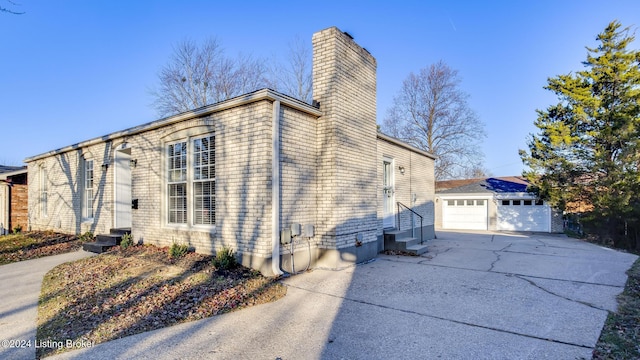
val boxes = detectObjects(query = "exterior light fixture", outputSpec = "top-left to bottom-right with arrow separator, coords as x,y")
399,166 -> 405,175
130,159 -> 137,168
101,163 -> 109,171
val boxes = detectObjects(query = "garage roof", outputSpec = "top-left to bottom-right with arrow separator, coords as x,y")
437,177 -> 530,195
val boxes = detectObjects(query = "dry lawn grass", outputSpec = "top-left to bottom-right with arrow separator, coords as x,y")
36,245 -> 286,359
0,231 -> 88,265
593,257 -> 640,359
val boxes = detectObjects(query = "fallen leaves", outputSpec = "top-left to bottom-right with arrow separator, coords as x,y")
36,245 -> 286,359
593,257 -> 640,359
0,231 -> 85,265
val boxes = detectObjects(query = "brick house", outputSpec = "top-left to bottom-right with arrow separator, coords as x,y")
0,165 -> 28,235
25,27 -> 436,275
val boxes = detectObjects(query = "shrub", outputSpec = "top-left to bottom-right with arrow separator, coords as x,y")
213,247 -> 237,270
12,225 -> 22,234
169,242 -> 190,259
120,233 -> 134,249
78,232 -> 94,242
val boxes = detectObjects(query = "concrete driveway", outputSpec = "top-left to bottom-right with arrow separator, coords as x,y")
0,250 -> 94,360
11,231 -> 640,360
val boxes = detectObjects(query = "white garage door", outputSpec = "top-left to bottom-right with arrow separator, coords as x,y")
497,199 -> 550,232
443,199 -> 488,230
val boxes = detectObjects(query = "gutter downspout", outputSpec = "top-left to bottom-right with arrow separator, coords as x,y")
271,100 -> 283,276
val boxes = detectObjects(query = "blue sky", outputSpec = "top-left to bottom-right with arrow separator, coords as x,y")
1,0 -> 638,177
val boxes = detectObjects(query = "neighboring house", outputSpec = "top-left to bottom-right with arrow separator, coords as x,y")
435,177 -> 563,233
25,27 -> 436,275
0,165 -> 28,235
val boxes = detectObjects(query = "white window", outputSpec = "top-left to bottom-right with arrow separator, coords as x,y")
193,136 -> 215,225
166,134 -> 215,226
168,141 -> 187,224
40,165 -> 48,218
83,160 -> 94,219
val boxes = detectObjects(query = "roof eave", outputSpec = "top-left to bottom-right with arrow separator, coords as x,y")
376,133 -> 437,159
25,89 -> 321,163
0,168 -> 27,179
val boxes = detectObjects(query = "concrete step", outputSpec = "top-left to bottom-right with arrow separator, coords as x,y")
385,237 -> 419,251
406,244 -> 429,255
110,228 -> 131,236
83,228 -> 131,254
383,227 -> 428,254
83,241 -> 116,253
96,234 -> 123,246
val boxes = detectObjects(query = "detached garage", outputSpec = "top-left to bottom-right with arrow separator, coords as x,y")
435,177 -> 563,233
442,197 -> 488,230
497,198 -> 550,232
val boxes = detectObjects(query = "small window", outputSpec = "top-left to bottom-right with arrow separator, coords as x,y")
40,165 -> 48,218
501,200 -> 510,206
456,200 -> 465,206
535,199 -> 544,205
477,199 -> 485,206
83,160 -> 94,219
512,200 -> 521,205
466,200 -> 475,206
447,200 -> 455,206
523,200 -> 532,206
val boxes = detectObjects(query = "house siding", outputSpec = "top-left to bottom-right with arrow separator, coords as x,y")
377,137 -> 435,246
312,27 -> 379,267
128,101 -> 274,258
25,26 -> 437,275
279,105 -> 319,265
0,171 -> 28,234
28,143 -> 114,235
10,183 -> 28,231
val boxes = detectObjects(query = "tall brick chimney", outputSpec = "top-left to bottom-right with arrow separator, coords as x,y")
312,27 -> 378,267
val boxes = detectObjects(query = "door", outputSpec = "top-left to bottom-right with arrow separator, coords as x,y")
442,198 -> 488,230
497,199 -> 550,232
382,158 -> 395,228
114,149 -> 132,229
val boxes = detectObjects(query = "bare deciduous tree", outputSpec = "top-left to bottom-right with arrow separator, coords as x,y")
1,0 -> 24,14
383,61 -> 486,180
267,36 -> 313,104
150,38 -> 269,117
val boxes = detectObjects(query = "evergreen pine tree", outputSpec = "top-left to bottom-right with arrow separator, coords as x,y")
520,21 -> 640,248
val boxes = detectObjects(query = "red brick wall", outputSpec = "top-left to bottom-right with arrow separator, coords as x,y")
10,184 -> 28,231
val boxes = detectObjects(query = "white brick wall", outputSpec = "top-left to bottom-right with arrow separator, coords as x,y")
376,137 -> 435,236
280,106 -> 319,253
28,144 -> 114,236
26,26 -> 437,274
313,27 -> 379,250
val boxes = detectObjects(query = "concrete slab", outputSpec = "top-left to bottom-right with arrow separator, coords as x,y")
9,231 -> 639,360
0,250 -> 94,360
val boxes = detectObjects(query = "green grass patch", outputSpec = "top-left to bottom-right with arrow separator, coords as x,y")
593,257 -> 640,359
